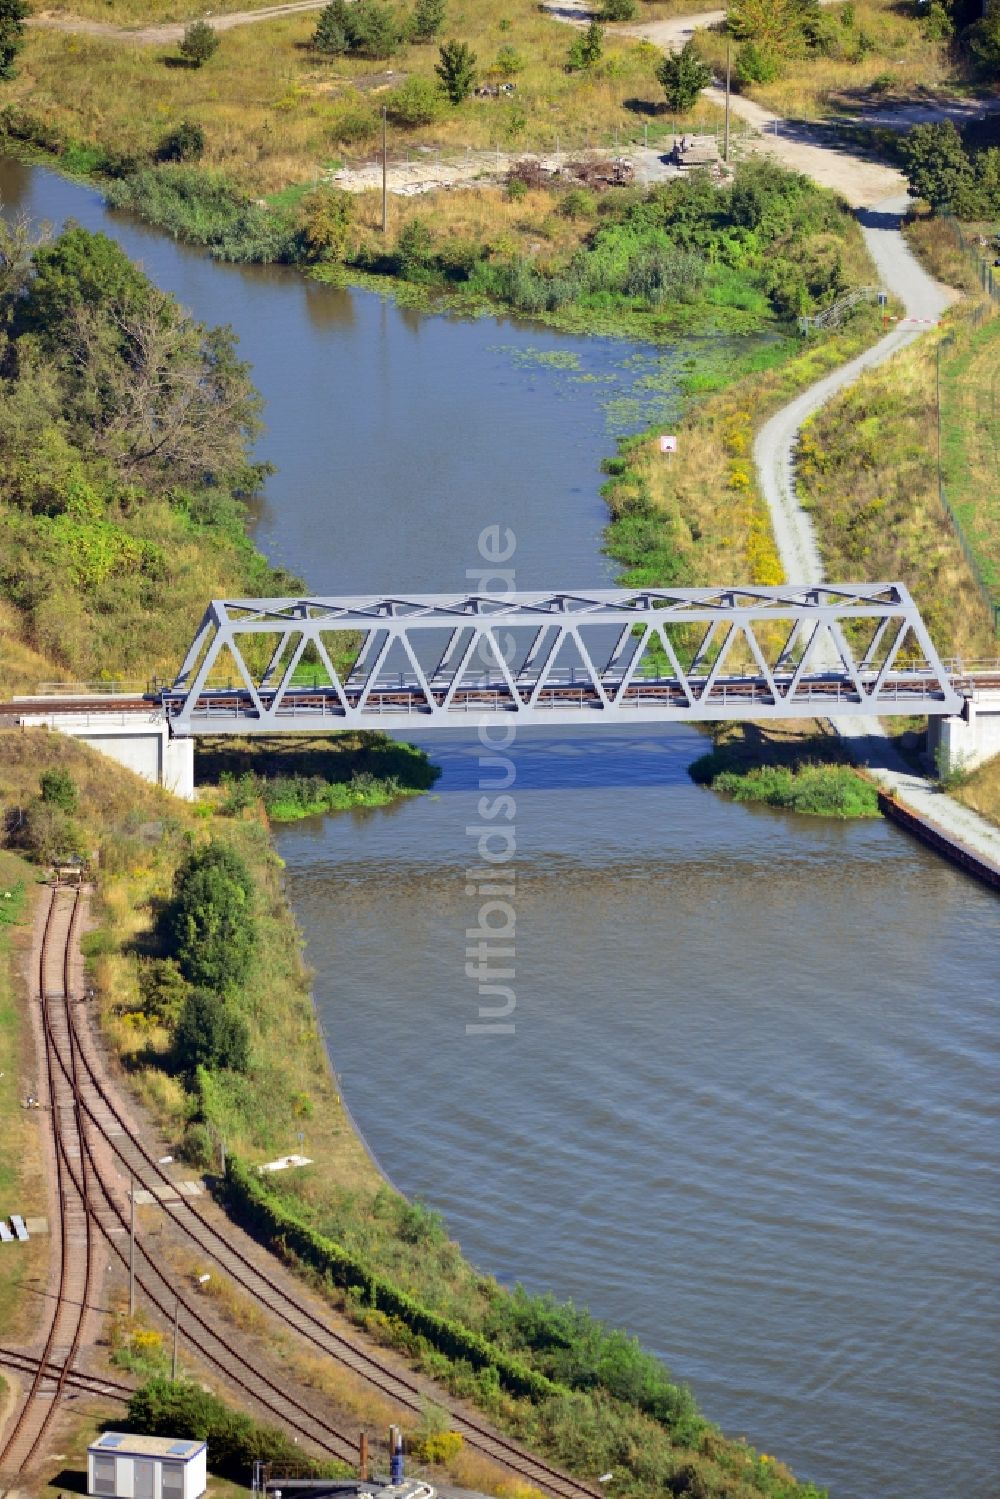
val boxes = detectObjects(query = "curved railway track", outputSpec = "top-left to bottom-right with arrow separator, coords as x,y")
36,887 -> 604,1499
0,888 -> 96,1488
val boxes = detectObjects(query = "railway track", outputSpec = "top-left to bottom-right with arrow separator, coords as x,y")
0,888 -> 96,1489
35,888 -> 604,1499
0,1349 -> 133,1404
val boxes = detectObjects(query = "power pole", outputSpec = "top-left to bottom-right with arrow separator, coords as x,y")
171,1298 -> 179,1380
128,1176 -> 135,1318
724,35 -> 731,165
381,107 -> 388,236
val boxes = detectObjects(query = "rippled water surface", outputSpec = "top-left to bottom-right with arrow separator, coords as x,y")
4,156 -> 998,1499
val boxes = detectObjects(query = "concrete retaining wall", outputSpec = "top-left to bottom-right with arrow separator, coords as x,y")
15,711 -> 194,800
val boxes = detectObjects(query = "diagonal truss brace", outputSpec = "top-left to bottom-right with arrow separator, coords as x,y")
165,584 -> 963,734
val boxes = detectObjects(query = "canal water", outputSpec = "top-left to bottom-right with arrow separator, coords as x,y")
3,158 -> 998,1499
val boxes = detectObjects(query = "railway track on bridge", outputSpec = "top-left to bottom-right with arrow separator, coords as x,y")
17,886 -> 604,1499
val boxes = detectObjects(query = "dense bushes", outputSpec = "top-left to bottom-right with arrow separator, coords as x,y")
162,841 -> 256,994
221,1156 -> 559,1403
221,1156 -> 703,1440
690,754 -> 880,818
900,120 -> 1000,219
106,168 -> 301,264
128,1378 -> 350,1481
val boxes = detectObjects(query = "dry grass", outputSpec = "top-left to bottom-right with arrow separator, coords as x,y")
952,753 -> 1000,828
904,213 -> 986,298
694,0 -> 957,120
609,318 -> 885,590
939,310 -> 1000,610
10,2 -> 687,194
796,314 -> 998,659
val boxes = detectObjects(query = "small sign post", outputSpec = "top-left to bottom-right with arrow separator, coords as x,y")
659,434 -> 678,459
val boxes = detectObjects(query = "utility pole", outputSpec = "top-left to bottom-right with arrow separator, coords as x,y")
128,1176 -> 135,1318
381,107 -> 388,236
724,34 -> 731,165
171,1298 -> 179,1380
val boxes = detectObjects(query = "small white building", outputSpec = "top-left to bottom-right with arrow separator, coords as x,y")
87,1433 -> 207,1499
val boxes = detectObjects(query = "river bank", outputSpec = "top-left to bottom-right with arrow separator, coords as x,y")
2,153 -> 998,1499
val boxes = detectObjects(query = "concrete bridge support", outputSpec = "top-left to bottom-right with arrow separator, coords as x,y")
14,709 -> 195,800
927,687 -> 1000,775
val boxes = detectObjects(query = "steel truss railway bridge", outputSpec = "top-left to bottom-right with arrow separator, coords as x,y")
163,583 -> 965,731
9,584 -> 1000,797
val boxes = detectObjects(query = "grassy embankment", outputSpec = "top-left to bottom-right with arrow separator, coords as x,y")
0,731 -> 828,1499
0,852 -> 49,1350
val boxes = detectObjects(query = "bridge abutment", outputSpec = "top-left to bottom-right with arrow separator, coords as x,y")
927,688 -> 1000,776
14,709 -> 195,800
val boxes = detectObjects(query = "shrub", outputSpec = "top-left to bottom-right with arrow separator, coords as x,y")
409,0 -> 446,42
162,840 -> 256,994
329,105 -> 379,145
173,988 -> 251,1074
158,121 -> 205,163
138,957 -> 188,1027
559,186 -> 596,218
178,21 -> 219,67
0,0 -> 29,81
395,216 -> 436,279
599,0 -> 635,18
128,1379 -> 350,1481
384,75 -> 446,126
298,185 -> 355,262
735,40 -> 781,84
656,40 -> 712,113
493,43 -> 524,76
435,38 -> 477,103
40,768 -> 78,812
567,21 -> 603,71
10,801 -> 85,865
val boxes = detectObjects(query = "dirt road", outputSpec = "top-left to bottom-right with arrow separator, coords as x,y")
30,0 -> 331,45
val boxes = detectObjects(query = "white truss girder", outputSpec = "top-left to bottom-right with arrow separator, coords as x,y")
163,585 -> 963,734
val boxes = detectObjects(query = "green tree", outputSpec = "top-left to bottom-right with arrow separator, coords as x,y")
899,120 -> 974,212
40,767 -> 78,812
350,0 -> 404,56
311,0 -> 350,54
12,801 -> 84,865
410,0 -> 445,42
599,0 -> 635,19
435,38 -> 477,103
964,0 -> 1000,74
655,40 -> 711,111
567,20 -> 603,70
164,841 -> 256,994
20,226 -> 150,337
298,185 -> 355,262
173,988 -> 251,1074
0,0 -> 29,82
178,20 -> 219,67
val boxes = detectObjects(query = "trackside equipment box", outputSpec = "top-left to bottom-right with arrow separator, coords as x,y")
87,1433 -> 207,1499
